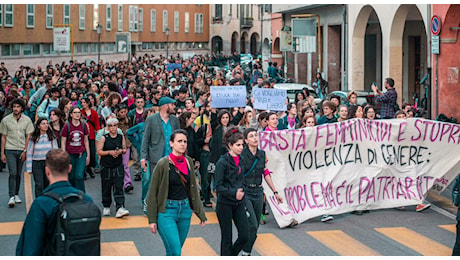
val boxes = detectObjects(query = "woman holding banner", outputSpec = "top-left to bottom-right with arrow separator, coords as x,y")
240,128 -> 283,256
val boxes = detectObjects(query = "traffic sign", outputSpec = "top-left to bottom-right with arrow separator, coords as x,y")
432,35 -> 440,54
431,15 -> 442,35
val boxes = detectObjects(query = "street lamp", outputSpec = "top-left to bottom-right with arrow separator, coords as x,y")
96,23 -> 102,63
165,27 -> 170,59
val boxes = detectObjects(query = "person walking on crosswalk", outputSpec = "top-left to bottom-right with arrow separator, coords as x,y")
96,117 -> 130,218
240,128 -> 283,256
214,127 -> 249,256
0,98 -> 34,207
146,129 -> 207,256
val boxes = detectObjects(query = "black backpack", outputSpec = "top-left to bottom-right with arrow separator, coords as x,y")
44,191 -> 101,256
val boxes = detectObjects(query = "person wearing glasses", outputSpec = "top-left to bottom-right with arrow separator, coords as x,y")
96,117 -> 130,218
60,106 -> 90,192
127,96 -> 145,182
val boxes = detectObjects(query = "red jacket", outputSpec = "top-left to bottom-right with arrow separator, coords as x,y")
81,108 -> 101,140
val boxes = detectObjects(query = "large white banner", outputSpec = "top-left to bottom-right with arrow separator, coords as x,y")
53,27 -> 71,52
261,118 -> 460,228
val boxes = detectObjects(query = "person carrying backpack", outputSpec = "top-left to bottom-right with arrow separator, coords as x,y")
60,106 -> 90,192
16,149 -> 101,256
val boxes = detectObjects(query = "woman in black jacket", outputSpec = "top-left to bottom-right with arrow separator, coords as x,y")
214,127 -> 248,256
178,111 -> 200,164
208,108 -> 244,164
240,128 -> 283,256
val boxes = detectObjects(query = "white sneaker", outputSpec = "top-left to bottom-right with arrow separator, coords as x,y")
8,196 -> 15,208
103,207 -> 111,216
115,207 -> 130,218
14,195 -> 22,203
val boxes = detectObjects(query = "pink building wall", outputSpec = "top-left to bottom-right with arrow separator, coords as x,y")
432,4 -> 460,120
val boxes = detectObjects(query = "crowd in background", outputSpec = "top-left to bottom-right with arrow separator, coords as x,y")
0,52 -> 434,256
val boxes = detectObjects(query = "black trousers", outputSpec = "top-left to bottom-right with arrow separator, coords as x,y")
86,139 -> 96,174
31,160 -> 49,198
101,164 -> 125,210
216,201 -> 249,256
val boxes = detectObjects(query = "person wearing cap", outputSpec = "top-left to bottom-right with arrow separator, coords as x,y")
141,96 -> 180,179
168,78 -> 179,96
36,87 -> 60,120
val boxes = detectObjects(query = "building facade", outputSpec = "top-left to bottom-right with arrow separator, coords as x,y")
209,4 -> 266,57
0,4 -> 209,71
347,4 -> 430,109
431,4 -> 460,120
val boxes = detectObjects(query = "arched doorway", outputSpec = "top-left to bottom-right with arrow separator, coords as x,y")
241,32 -> 248,54
231,32 -> 239,54
211,36 -> 223,54
250,33 -> 260,56
351,5 -> 383,91
390,5 -> 427,106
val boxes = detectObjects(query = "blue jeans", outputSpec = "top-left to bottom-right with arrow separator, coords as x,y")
141,161 -> 151,204
5,150 -> 24,197
157,198 -> 193,256
68,152 -> 87,193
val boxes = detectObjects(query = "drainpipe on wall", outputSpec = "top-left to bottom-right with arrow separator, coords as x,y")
343,4 -> 348,91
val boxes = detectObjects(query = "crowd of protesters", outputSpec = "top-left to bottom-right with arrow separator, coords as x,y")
0,52 -> 435,256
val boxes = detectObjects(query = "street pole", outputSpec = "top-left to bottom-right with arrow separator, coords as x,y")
96,23 -> 102,63
165,27 -> 170,59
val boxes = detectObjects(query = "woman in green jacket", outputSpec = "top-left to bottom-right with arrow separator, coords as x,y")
146,129 -> 207,256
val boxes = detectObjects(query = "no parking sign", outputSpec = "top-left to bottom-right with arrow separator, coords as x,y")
431,15 -> 442,36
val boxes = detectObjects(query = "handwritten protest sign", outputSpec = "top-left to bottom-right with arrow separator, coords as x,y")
252,88 -> 287,111
210,86 -> 246,108
260,118 -> 460,228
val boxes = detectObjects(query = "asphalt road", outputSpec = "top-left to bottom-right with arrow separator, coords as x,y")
0,165 -> 457,256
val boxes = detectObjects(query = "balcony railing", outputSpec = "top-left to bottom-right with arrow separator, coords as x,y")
240,17 -> 253,29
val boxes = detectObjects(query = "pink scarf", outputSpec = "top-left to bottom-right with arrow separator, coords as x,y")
169,153 -> 188,175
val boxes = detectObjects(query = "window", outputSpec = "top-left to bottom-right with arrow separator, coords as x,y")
26,4 -> 34,28
5,4 -> 13,27
63,4 -> 70,24
129,5 -> 138,32
138,8 -> 143,32
184,12 -> 189,33
1,44 -> 20,56
229,4 -> 232,17
0,5 -> 2,27
43,44 -> 57,55
162,10 -> 168,32
215,4 -> 222,20
174,11 -> 179,33
90,43 -> 97,53
118,5 -> 123,31
23,44 -> 40,56
142,42 -> 154,50
93,4 -> 99,30
46,4 -> 53,28
150,9 -> 156,32
194,13 -> 203,34
106,5 -> 112,31
79,5 -> 85,30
